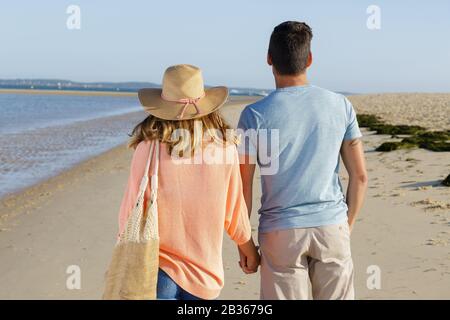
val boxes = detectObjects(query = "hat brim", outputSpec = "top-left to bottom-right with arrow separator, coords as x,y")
138,86 -> 229,120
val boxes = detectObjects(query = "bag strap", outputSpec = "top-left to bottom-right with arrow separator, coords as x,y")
144,140 -> 155,179
151,140 -> 159,194
142,139 -> 159,194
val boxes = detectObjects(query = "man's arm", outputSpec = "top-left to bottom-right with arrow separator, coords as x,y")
340,138 -> 368,232
239,157 -> 256,218
238,158 -> 257,273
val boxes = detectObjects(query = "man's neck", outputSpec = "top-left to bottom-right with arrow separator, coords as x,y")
274,72 -> 309,89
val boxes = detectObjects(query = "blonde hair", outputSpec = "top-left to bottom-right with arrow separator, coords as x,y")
127,111 -> 239,157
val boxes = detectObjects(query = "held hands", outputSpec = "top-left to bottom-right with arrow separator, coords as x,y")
239,247 -> 260,274
237,239 -> 260,274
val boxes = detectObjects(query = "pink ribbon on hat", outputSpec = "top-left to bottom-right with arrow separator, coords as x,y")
160,92 -> 206,119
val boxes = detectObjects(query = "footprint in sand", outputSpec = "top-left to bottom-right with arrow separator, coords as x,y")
411,198 -> 450,212
425,238 -> 448,246
373,194 -> 383,198
391,192 -> 403,197
416,186 -> 432,191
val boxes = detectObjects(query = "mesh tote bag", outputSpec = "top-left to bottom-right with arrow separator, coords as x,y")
103,140 -> 160,300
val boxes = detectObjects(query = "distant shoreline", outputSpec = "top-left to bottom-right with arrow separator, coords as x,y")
0,88 -> 269,98
0,88 -> 137,97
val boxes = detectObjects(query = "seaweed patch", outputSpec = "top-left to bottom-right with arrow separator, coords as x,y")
442,174 -> 450,187
357,114 -> 450,152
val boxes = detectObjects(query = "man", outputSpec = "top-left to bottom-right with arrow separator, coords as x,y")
237,21 -> 368,300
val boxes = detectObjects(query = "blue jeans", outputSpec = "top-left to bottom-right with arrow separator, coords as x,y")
157,269 -> 203,300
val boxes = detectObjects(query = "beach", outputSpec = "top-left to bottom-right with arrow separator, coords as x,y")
0,93 -> 449,299
348,93 -> 450,131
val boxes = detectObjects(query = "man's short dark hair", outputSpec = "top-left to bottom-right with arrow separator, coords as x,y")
268,21 -> 313,75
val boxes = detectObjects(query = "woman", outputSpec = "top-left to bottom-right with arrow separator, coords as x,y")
118,64 -> 259,300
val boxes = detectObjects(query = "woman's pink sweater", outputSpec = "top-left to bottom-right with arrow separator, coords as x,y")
118,140 -> 252,299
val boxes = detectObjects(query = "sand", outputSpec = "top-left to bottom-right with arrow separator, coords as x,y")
0,94 -> 449,299
348,93 -> 450,131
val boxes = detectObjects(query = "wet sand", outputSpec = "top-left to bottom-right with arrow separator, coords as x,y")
0,94 -> 449,299
0,110 -> 146,198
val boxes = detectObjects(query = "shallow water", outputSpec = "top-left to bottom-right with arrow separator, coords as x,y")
0,93 -> 146,198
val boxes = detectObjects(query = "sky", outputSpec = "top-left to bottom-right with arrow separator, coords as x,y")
0,0 -> 449,93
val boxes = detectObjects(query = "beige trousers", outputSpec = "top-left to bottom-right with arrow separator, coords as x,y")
258,222 -> 354,300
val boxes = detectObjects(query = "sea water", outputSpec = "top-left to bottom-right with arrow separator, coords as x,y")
0,93 -> 146,198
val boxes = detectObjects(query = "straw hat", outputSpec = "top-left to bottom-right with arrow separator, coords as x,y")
138,64 -> 229,120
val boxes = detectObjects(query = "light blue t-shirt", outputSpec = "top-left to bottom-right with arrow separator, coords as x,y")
237,84 -> 362,233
